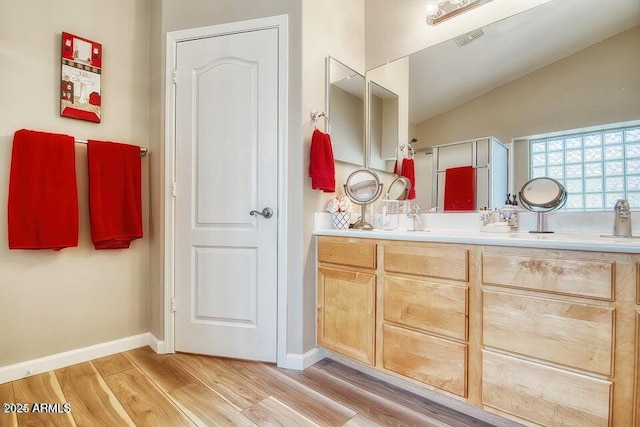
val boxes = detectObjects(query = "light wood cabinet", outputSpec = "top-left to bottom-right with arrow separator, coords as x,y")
385,244 -> 468,282
383,324 -> 467,397
483,289 -> 614,375
316,236 -> 640,426
384,275 -> 467,341
317,237 -> 378,366
480,246 -> 629,427
381,242 -> 471,397
318,238 -> 376,269
482,350 -> 612,427
482,251 -> 614,300
317,266 -> 376,365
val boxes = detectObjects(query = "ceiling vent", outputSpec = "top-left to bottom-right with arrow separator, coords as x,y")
454,28 -> 485,47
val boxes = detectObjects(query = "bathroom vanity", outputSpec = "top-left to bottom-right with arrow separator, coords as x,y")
315,228 -> 640,427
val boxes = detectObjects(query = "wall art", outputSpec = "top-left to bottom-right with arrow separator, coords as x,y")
60,32 -> 102,123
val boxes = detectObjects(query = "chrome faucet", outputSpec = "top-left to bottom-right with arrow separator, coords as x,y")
613,199 -> 632,237
407,205 -> 424,231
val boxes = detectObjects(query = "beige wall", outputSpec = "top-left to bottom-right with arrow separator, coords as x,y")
364,0 -> 553,69
0,0 -> 151,367
414,26 -> 640,192
301,0 -> 365,351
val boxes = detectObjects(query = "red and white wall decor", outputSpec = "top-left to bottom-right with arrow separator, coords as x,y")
60,32 -> 102,123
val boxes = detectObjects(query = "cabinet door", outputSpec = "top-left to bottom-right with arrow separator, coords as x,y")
317,267 -> 376,365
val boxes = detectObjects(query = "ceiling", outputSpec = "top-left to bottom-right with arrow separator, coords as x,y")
408,0 -> 640,124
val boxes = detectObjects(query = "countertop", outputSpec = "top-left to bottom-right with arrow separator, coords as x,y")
313,227 -> 640,253
314,210 -> 640,253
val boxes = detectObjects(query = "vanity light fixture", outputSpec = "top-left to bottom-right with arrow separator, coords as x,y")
426,0 -> 494,25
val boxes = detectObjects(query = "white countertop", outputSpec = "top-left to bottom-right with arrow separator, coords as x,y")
313,212 -> 640,253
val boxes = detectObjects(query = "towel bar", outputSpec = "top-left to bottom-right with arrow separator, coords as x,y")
436,164 -> 488,173
75,139 -> 148,157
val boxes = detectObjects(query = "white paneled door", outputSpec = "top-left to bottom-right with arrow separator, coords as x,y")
174,27 -> 279,361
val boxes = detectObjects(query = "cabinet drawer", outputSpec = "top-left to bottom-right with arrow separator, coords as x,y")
483,290 -> 614,375
482,350 -> 612,427
384,245 -> 468,282
318,238 -> 376,269
384,275 -> 467,341
383,324 -> 467,397
482,252 -> 614,300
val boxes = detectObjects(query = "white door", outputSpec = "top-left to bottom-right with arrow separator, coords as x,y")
174,27 -> 279,361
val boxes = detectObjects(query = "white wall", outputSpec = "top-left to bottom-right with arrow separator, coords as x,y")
0,0 -> 151,367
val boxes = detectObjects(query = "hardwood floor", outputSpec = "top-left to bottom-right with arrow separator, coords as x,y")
1,347 -> 497,427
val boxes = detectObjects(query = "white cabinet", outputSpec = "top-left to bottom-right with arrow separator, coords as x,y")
433,137 -> 508,211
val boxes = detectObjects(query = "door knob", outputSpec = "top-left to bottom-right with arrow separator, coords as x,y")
249,207 -> 273,219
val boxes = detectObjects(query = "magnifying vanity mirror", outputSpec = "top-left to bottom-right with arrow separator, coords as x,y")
519,177 -> 568,233
344,169 -> 384,230
327,57 -> 366,166
386,176 -> 411,200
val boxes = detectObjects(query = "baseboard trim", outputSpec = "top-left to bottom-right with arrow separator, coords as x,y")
0,332 -> 155,384
148,334 -> 165,354
284,346 -> 327,370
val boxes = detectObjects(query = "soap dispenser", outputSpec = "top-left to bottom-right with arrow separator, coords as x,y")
613,199 -> 632,237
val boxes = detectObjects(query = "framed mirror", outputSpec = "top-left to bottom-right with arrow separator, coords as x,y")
365,0 -> 640,212
367,81 -> 399,172
327,56 -> 366,166
343,169 -> 383,230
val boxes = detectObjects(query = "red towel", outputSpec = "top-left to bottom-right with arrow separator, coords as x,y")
309,129 -> 335,192
444,166 -> 476,211
400,158 -> 416,200
87,140 -> 143,249
8,129 -> 78,250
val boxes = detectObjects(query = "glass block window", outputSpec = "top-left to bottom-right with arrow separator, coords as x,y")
529,125 -> 640,211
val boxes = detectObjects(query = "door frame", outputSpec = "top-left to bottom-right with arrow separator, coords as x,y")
164,15 -> 289,366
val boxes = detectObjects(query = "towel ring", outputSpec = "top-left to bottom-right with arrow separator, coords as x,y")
397,144 -> 415,160
310,109 -> 331,133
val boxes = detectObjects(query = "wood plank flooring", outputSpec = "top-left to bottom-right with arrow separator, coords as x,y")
0,347 -> 498,426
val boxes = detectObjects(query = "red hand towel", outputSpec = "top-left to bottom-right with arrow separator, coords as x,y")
444,166 -> 476,211
87,140 -> 142,249
8,129 -> 78,250
309,129 -> 335,192
401,158 -> 416,200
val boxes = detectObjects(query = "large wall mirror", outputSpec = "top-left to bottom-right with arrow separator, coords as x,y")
365,0 -> 640,211
367,81 -> 399,172
327,56 -> 366,166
